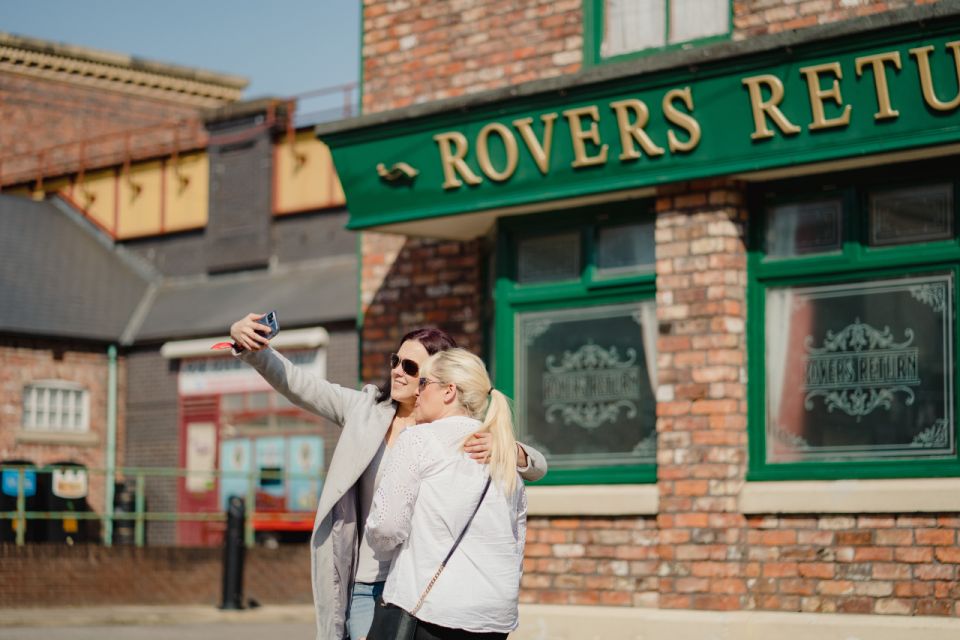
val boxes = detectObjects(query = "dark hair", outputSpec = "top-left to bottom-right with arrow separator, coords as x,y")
375,328 -> 458,403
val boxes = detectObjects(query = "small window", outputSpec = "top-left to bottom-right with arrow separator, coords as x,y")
869,183 -> 953,247
765,199 -> 844,258
22,382 -> 89,433
601,0 -> 729,59
595,220 -> 655,274
517,232 -> 581,283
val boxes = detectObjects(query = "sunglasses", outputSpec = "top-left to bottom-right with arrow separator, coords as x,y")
389,353 -> 420,377
418,377 -> 444,391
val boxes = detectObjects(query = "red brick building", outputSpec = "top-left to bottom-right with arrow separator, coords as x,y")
1,36 -> 358,553
318,0 -> 960,636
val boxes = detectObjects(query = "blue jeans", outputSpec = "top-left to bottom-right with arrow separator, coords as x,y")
348,581 -> 385,640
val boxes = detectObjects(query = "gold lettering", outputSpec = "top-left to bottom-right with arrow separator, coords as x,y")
512,113 -> 558,175
609,99 -> 665,160
799,62 -> 852,131
741,74 -> 802,140
662,87 -> 702,153
476,122 -> 519,182
910,41 -> 960,112
433,131 -> 482,190
562,105 -> 609,168
855,51 -> 902,120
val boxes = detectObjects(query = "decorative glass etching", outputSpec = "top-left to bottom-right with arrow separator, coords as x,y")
869,183 -> 953,246
765,199 -> 843,258
517,301 -> 657,468
766,273 -> 954,463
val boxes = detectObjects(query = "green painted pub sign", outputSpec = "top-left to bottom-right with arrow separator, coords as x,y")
320,17 -> 960,232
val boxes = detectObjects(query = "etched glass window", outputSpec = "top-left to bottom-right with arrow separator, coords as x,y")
765,272 -> 955,463
766,199 -> 843,258
869,184 -> 953,246
22,382 -> 89,433
603,0 -> 728,58
596,220 -> 655,274
517,231 -> 581,283
516,301 -> 658,468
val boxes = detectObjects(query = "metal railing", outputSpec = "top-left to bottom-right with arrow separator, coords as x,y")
0,464 -> 322,548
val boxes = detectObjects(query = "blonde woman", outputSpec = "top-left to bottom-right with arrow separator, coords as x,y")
366,348 -> 527,640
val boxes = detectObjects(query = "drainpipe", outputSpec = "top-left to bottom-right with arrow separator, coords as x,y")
104,344 -> 118,546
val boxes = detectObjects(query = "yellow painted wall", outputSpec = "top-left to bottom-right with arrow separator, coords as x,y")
116,160 -> 163,238
76,169 -> 117,233
274,130 -> 345,214
164,152 -> 208,232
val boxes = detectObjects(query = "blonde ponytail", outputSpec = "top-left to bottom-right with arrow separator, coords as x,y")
420,349 -> 519,494
480,388 -> 518,494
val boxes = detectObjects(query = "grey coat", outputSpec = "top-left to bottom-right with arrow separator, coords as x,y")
239,347 -> 547,640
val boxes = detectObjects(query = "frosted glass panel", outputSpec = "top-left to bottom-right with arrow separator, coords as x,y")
596,221 -> 655,273
869,184 -> 953,246
766,199 -> 844,258
671,0 -> 729,42
516,301 -> 658,467
765,273 -> 955,463
603,0 -> 665,57
517,232 -> 581,283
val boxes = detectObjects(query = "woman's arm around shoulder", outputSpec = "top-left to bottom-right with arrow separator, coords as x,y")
517,441 -> 548,482
364,427 -> 427,553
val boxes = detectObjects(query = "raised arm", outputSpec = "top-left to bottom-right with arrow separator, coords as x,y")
231,314 -> 366,426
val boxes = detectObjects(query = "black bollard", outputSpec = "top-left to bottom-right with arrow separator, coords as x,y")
220,495 -> 246,610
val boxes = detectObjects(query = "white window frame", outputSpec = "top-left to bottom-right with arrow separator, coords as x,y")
22,381 -> 90,433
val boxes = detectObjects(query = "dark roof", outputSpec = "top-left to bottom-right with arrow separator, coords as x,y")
133,256 -> 357,343
0,195 -> 357,345
0,195 -> 153,342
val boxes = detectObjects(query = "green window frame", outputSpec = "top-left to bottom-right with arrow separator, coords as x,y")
583,0 -> 732,67
495,203 -> 657,485
747,165 -> 960,481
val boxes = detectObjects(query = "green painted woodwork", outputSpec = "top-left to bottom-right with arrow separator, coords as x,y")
747,173 -> 960,481
322,17 -> 960,233
494,205 -> 657,485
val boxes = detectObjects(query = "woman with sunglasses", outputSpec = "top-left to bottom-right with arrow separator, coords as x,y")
229,314 -> 547,640
366,348 -> 526,640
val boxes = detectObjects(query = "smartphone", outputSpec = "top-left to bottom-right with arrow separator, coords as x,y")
257,311 -> 280,340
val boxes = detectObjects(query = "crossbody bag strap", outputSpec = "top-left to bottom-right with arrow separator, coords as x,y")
409,475 -> 492,615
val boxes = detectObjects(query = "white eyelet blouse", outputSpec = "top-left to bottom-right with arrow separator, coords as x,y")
365,415 -> 527,634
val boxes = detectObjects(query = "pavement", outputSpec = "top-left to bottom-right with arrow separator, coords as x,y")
0,605 -> 316,640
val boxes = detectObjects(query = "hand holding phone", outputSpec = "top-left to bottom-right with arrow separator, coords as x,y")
257,311 -> 280,340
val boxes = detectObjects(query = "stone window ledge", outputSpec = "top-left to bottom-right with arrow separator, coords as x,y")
740,478 -> 960,514
14,430 -> 99,447
526,484 -> 658,516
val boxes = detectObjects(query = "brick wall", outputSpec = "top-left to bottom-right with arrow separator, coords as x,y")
362,0 -> 582,113
0,73 -> 205,186
733,0 -> 938,40
0,338 -> 126,515
360,234 -> 484,384
522,517 -> 659,607
0,543 -> 311,607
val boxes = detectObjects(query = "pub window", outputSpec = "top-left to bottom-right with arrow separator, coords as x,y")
587,0 -> 730,64
22,382 -> 89,433
749,172 -> 960,481
496,205 -> 657,485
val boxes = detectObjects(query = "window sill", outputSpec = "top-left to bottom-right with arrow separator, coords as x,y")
14,430 -> 99,447
740,478 -> 960,514
526,484 -> 658,516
